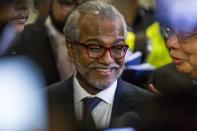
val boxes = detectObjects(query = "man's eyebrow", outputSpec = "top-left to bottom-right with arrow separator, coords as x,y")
114,38 -> 125,43
84,37 -> 125,44
85,38 -> 106,44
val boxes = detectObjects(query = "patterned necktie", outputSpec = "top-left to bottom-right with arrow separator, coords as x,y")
82,97 -> 101,130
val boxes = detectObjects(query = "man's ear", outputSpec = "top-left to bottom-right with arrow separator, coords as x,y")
66,39 -> 74,63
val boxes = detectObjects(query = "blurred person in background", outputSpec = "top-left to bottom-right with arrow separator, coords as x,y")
179,28 -> 197,79
0,0 -> 30,33
9,0 -> 30,33
159,0 -> 197,81
5,0 -> 87,85
147,0 -> 197,95
0,0 -> 30,56
28,0 -> 51,24
0,1 -> 47,130
147,30 -> 194,95
141,2 -> 197,130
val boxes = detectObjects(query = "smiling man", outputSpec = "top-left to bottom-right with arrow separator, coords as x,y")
47,1 -> 152,131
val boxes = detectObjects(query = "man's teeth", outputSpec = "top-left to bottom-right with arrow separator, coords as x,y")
96,68 -> 111,72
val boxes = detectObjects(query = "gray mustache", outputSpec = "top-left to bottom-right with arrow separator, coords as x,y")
88,64 -> 120,69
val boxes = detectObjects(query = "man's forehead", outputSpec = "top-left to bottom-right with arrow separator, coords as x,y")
79,14 -> 124,41
80,13 -> 122,29
79,13 -> 124,38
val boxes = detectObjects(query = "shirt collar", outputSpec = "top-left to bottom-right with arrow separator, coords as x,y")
73,74 -> 117,105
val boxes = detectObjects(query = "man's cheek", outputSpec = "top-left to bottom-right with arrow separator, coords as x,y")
190,55 -> 197,68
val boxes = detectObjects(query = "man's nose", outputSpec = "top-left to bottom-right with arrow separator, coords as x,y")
99,50 -> 114,65
167,34 -> 180,49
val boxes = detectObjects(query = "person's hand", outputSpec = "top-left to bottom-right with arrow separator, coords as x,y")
148,84 -> 162,95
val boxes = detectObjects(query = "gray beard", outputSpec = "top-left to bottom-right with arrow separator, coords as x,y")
90,68 -> 123,90
73,55 -> 123,90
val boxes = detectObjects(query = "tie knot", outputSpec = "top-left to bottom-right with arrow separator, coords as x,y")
83,97 -> 101,117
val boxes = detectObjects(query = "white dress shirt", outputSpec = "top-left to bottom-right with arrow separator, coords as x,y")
73,75 -> 117,129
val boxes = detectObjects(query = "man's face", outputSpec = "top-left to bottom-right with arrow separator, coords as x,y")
180,33 -> 197,78
9,0 -> 30,33
67,13 -> 126,94
52,0 -> 76,22
167,34 -> 193,73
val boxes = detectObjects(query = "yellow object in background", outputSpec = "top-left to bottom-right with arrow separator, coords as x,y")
126,31 -> 135,52
146,22 -> 172,68
125,22 -> 172,68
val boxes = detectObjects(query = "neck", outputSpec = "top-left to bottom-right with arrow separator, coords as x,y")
76,73 -> 101,95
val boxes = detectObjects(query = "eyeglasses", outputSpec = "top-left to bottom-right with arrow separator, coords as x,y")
161,25 -> 197,41
160,25 -> 173,39
75,41 -> 128,59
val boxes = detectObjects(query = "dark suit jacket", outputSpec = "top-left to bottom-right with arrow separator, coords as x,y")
5,21 -> 60,85
47,76 -> 152,130
147,63 -> 194,94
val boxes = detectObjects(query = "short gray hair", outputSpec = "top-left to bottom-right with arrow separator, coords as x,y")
63,0 -> 127,42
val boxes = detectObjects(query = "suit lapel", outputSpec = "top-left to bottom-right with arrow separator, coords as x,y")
109,78 -> 138,127
48,77 -> 76,121
48,77 -> 77,130
60,77 -> 75,118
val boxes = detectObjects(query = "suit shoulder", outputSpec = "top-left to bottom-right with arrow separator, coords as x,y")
47,79 -> 73,101
119,79 -> 152,97
148,63 -> 175,84
151,63 -> 175,75
47,80 -> 69,92
22,22 -> 47,37
116,79 -> 154,114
